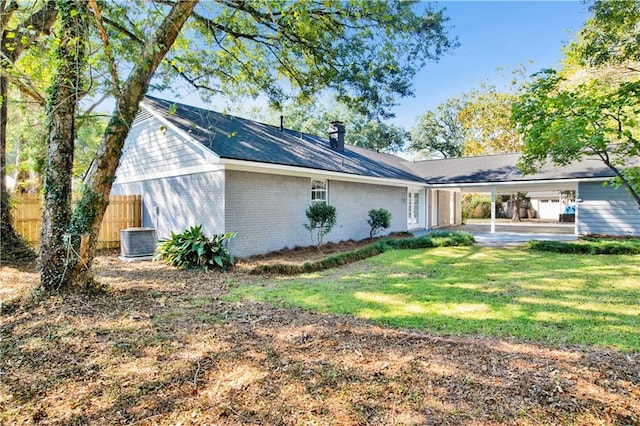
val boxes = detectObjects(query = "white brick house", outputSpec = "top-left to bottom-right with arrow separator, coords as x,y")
111,97 -> 638,258
111,97 -> 448,257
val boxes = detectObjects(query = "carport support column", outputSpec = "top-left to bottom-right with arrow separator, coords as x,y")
490,186 -> 496,233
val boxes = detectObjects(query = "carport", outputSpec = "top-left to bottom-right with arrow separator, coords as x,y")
406,153 -> 628,238
457,179 -> 579,235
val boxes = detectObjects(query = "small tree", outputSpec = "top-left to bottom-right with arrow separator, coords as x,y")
304,203 -> 337,247
367,208 -> 392,238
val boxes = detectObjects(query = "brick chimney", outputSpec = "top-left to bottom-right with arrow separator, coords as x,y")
329,121 -> 345,152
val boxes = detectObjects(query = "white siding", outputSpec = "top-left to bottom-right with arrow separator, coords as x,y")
112,170 -> 226,240
578,182 -> 640,236
114,116 -> 211,185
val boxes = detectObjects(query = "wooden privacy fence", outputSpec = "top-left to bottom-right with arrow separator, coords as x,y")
11,194 -> 142,249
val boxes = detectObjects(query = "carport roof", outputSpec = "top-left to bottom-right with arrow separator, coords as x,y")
405,153 -> 618,185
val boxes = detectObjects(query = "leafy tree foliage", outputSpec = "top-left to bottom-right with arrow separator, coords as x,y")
458,84 -> 522,156
409,97 -> 466,158
153,1 -> 457,118
513,2 -> 640,209
574,0 -> 640,67
512,69 -> 640,208
410,73 -> 525,158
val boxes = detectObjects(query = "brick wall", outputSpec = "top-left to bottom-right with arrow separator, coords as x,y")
225,170 -> 408,257
225,171 -> 310,258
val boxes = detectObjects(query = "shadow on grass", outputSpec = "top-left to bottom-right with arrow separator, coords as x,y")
2,281 -> 639,425
230,246 -> 640,352
2,248 -> 640,424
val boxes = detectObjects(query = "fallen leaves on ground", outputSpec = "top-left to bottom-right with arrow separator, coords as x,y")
0,252 -> 638,425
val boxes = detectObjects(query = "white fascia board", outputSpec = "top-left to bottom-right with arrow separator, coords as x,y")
428,176 -> 610,190
138,100 -> 220,163
115,164 -> 224,184
221,158 -> 424,188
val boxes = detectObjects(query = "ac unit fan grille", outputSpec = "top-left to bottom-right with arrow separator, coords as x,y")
120,228 -> 156,257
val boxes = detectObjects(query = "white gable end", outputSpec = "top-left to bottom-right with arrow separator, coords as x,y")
114,115 -> 221,184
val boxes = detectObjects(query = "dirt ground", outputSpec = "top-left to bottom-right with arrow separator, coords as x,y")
1,249 -> 639,425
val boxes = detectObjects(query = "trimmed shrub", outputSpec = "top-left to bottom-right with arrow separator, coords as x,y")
527,238 -> 640,255
303,203 -> 337,247
248,231 -> 475,275
384,231 -> 475,250
367,208 -> 392,238
155,225 -> 236,271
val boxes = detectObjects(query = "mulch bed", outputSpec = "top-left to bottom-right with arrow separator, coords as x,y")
236,232 -> 413,269
1,248 -> 638,425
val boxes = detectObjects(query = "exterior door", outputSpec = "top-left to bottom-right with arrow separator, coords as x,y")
407,190 -> 420,227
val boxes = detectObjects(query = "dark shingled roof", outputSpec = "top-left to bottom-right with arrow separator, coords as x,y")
141,96 -> 422,182
141,97 -> 633,187
406,153 -> 621,185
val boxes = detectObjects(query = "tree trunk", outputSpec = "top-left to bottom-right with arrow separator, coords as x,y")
0,76 -> 36,261
511,193 -> 521,221
1,1 -> 57,262
39,0 -> 88,291
66,0 -> 198,287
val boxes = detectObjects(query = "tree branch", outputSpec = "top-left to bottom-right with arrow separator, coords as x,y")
88,0 -> 121,98
103,12 -> 222,94
0,0 -> 18,33
2,0 -> 57,63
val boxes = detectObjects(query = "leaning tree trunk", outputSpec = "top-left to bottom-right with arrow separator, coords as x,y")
39,0 -> 88,291
65,0 -> 198,287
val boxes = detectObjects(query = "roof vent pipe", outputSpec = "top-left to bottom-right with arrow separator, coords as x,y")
329,121 -> 345,152
279,115 -> 284,132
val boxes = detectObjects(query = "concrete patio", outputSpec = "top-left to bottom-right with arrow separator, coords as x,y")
415,219 -> 578,246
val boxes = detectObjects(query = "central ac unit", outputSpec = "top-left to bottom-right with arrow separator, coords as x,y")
120,227 -> 156,259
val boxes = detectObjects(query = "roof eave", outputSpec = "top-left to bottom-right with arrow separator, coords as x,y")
221,158 -> 425,188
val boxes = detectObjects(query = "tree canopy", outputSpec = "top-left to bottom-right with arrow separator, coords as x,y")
409,97 -> 466,158
513,0 -> 640,208
409,71 -> 525,159
574,0 -> 640,68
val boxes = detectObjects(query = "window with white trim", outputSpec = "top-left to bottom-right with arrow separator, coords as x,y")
311,179 -> 328,205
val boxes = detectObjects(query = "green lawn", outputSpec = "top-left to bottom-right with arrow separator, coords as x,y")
229,246 -> 640,351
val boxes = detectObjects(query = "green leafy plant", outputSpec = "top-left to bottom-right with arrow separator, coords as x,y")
303,203 -> 337,247
155,225 -> 236,271
367,208 -> 392,238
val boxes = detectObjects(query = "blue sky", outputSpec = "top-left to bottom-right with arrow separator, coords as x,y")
389,0 -> 591,128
